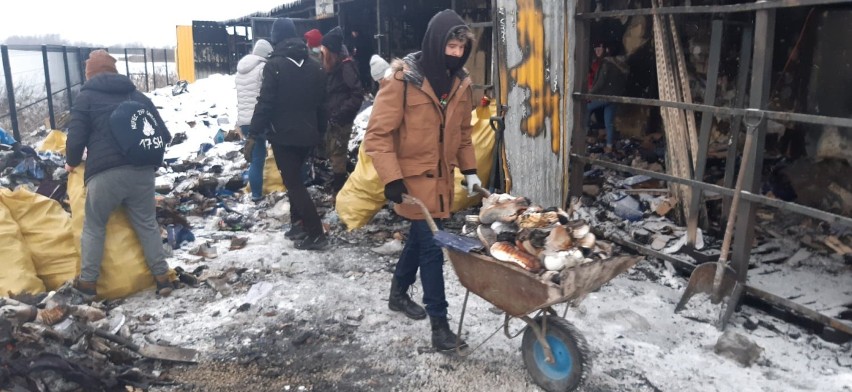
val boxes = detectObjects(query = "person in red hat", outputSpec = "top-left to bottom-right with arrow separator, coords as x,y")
304,29 -> 323,65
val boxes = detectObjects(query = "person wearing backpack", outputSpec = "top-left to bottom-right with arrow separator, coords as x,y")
236,39 -> 273,203
250,18 -> 329,250
65,49 -> 174,300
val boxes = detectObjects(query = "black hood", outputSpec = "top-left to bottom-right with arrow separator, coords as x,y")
417,9 -> 471,99
81,73 -> 136,95
272,37 -> 308,60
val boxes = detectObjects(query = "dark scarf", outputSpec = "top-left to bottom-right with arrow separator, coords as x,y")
417,10 -> 471,101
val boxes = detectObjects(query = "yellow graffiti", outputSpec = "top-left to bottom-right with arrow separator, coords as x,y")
509,0 -> 561,154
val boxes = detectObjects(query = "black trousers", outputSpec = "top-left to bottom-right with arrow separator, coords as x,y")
271,144 -> 323,236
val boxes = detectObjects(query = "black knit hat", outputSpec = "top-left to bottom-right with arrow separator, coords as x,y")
321,26 -> 345,55
270,18 -> 297,44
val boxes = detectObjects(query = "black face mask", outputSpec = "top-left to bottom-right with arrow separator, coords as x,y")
444,54 -> 464,71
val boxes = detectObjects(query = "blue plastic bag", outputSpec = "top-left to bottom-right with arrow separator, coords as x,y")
0,127 -> 17,145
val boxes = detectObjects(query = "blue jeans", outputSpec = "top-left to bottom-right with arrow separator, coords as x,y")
241,125 -> 267,200
587,101 -> 617,146
395,220 -> 448,318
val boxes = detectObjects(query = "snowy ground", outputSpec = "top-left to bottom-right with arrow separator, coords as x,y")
103,75 -> 852,391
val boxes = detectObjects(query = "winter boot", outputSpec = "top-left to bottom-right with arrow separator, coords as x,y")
154,274 -> 174,297
70,278 -> 97,305
430,316 -> 468,351
388,278 -> 426,320
285,221 -> 308,241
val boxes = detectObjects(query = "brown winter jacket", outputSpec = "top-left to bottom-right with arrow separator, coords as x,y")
364,55 -> 477,220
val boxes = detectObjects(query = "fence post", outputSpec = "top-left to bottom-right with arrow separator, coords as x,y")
1,45 -> 20,141
42,45 -> 56,130
124,48 -> 130,76
78,47 -> 85,82
150,48 -> 156,89
143,48 -> 149,92
164,48 -> 169,85
62,46 -> 73,109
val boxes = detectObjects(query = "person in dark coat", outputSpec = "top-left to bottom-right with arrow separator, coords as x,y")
250,18 -> 329,250
65,49 -> 173,300
587,42 -> 628,153
321,26 -> 363,195
364,9 -> 480,351
347,28 -> 374,90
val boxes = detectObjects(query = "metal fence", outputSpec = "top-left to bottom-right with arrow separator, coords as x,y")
0,45 -> 175,144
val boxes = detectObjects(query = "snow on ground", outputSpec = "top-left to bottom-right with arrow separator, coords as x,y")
112,75 -> 851,391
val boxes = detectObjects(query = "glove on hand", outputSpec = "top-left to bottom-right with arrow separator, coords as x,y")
463,173 -> 482,196
384,179 -> 408,204
243,137 -> 256,163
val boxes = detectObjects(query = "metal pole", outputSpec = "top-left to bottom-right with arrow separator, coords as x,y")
150,48 -> 156,89
1,45 -> 20,141
686,19 -> 723,246
62,46 -> 73,109
143,48 -> 149,92
731,8 -> 775,286
124,48 -> 130,76
376,0 -> 382,56
42,45 -> 56,130
164,48 -> 170,85
723,26 -> 754,217
568,0 -> 591,203
78,47 -> 86,82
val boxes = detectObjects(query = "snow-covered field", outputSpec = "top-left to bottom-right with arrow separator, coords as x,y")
114,75 -> 852,391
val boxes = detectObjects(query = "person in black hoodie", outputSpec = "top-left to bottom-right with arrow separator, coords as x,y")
65,49 -> 173,300
250,18 -> 329,250
321,26 -> 363,195
364,9 -> 480,352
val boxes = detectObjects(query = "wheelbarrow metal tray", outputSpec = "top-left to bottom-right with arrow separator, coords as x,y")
446,249 -> 640,317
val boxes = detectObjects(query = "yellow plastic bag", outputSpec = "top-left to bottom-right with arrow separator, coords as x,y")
335,144 -> 387,229
0,188 -> 79,290
337,103 -> 496,230
451,103 -> 497,211
0,202 -> 45,296
38,130 -> 67,155
245,145 -> 286,196
67,164 -> 156,299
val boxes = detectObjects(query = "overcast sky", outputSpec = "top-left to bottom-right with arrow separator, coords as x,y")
1,0 -> 296,47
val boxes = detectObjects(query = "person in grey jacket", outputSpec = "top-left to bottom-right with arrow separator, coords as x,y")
65,49 -> 173,300
236,39 -> 273,202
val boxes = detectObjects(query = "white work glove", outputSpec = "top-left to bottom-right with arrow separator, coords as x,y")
463,173 -> 482,197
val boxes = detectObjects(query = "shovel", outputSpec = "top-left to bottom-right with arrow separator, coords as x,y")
92,328 -> 199,363
675,110 -> 764,325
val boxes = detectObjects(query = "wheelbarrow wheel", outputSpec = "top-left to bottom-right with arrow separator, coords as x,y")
521,315 -> 590,392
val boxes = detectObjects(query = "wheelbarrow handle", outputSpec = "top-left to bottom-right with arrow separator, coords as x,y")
401,194 -> 440,234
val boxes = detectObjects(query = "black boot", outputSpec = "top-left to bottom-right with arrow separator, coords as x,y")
388,278 -> 426,320
430,316 -> 468,351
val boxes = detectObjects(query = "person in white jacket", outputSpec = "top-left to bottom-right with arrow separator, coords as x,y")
236,39 -> 273,202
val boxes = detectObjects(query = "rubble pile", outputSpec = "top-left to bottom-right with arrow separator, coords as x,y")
0,288 -> 182,391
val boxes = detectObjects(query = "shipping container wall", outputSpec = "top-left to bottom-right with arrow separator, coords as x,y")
495,0 -> 573,208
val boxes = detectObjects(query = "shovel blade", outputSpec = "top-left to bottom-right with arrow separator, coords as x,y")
138,343 -> 199,363
674,262 -> 738,313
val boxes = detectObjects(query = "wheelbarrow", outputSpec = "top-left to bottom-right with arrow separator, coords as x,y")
403,194 -> 641,392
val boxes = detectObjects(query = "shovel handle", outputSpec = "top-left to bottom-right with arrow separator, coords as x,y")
714,110 -> 763,291
401,194 -> 440,235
